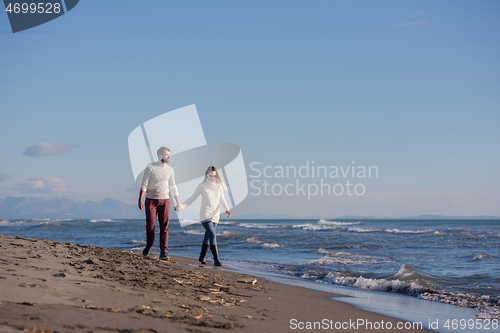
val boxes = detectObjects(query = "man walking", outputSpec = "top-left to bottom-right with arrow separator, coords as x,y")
138,147 -> 182,259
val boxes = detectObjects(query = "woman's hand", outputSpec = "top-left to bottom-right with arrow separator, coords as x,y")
226,210 -> 231,218
175,204 -> 183,213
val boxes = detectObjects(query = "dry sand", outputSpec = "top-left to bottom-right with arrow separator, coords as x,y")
0,234 -> 433,332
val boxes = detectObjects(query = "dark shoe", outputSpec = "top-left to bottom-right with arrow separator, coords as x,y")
199,243 -> 209,264
210,245 -> 222,267
142,245 -> 151,256
159,252 -> 170,260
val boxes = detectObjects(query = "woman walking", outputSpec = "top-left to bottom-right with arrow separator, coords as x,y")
178,166 -> 231,266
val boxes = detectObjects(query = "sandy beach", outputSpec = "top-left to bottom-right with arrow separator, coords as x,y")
0,234 -> 432,332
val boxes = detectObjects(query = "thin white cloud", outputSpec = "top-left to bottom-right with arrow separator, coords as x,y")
395,21 -> 426,28
23,143 -> 78,157
16,177 -> 72,194
415,10 -> 424,16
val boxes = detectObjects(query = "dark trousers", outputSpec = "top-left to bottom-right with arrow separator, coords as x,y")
145,198 -> 170,253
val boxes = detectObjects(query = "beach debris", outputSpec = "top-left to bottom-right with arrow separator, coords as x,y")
237,278 -> 257,285
132,305 -> 160,316
84,305 -> 121,313
19,301 -> 38,306
53,273 -> 66,277
243,315 -> 254,319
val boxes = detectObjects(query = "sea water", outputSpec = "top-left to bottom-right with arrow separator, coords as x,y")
1,218 -> 499,330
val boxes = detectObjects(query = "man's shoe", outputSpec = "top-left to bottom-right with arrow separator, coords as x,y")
210,245 -> 222,267
199,243 -> 209,264
159,252 -> 170,260
142,245 -> 151,256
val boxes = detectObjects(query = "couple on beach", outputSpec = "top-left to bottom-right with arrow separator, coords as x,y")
138,147 -> 231,266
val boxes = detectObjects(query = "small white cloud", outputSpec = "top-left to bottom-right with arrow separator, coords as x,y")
395,21 -> 426,27
23,143 -> 78,157
16,177 -> 72,194
415,10 -> 424,16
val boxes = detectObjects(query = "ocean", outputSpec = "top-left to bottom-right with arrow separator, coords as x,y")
1,218 -> 499,331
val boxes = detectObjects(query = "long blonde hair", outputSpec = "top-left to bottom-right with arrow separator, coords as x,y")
203,166 -> 229,192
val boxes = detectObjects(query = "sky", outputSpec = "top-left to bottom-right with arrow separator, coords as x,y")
0,1 -> 499,218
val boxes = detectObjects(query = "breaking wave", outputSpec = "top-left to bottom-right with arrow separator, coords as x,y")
239,223 -> 281,229
302,264 -> 500,319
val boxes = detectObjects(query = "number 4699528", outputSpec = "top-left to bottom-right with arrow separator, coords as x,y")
6,3 -> 62,14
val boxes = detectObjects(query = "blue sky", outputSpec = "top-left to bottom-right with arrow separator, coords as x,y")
1,1 -> 499,218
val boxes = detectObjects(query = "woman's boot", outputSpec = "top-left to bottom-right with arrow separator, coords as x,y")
199,243 -> 209,264
210,245 -> 222,266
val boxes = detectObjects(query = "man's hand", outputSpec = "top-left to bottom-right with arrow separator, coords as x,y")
226,210 -> 231,218
175,204 -> 182,213
138,190 -> 145,211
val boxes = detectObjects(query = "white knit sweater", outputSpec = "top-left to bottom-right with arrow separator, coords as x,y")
140,161 -> 179,199
181,181 -> 229,223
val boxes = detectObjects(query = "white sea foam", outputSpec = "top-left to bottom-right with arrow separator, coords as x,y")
305,264 -> 500,319
262,242 -> 282,248
217,221 -> 238,225
385,228 -> 435,234
293,223 -> 340,231
239,223 -> 281,229
183,230 -> 204,236
39,221 -> 61,225
420,292 -> 500,320
0,220 -> 31,226
217,231 -> 236,237
448,228 -> 469,231
245,237 -> 263,243
305,252 -> 389,266
317,248 -> 333,255
346,227 -> 382,233
89,219 -> 114,223
319,271 -> 430,296
472,253 -> 493,261
131,239 -> 145,244
318,219 -> 362,226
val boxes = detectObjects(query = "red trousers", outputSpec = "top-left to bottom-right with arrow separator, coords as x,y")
145,198 -> 170,253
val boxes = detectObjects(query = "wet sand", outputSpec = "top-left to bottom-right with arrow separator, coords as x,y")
0,234 -> 433,332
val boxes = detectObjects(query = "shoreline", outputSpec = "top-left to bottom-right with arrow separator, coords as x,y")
0,234 -> 433,332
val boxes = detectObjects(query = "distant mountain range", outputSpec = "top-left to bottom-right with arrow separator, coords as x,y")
1,196 -> 499,220
0,196 -> 143,219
